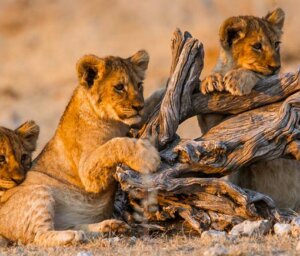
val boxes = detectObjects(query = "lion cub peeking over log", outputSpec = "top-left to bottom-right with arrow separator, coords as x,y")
0,50 -> 160,246
200,8 -> 283,97
199,8 -> 284,133
199,8 -> 300,211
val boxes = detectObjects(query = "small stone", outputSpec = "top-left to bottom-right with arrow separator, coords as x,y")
77,252 -> 93,256
230,220 -> 272,237
203,245 -> 229,256
15,247 -> 25,254
129,236 -> 137,245
106,236 -> 121,244
292,217 -> 300,225
201,230 -> 227,240
274,223 -> 291,236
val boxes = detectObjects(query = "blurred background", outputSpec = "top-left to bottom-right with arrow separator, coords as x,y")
0,0 -> 299,154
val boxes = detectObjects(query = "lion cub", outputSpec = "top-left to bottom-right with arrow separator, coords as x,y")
0,50 -> 160,246
200,8 -> 283,97
199,9 -> 300,210
199,8 -> 284,134
0,121 -> 39,193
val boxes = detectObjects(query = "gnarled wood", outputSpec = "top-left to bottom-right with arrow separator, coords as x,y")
161,91 -> 300,175
139,29 -> 204,147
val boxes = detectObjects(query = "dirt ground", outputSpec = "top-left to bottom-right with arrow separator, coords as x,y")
0,0 -> 300,255
0,234 -> 298,256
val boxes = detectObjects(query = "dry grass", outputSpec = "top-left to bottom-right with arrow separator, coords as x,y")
0,234 -> 298,256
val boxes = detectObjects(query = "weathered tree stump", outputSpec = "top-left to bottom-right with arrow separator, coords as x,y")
114,29 -> 300,233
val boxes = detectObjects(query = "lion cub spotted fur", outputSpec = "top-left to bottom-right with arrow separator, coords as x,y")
198,9 -> 300,210
0,121 -> 39,192
0,50 -> 160,246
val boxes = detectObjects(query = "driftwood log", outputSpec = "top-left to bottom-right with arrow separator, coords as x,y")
114,29 -> 300,233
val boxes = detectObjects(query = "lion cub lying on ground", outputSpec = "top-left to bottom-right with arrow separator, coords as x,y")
199,8 -> 300,210
0,121 -> 39,193
0,50 -> 160,246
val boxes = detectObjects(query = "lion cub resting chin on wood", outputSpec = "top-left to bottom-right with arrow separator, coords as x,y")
200,8 -> 283,97
199,8 -> 284,133
0,121 -> 39,194
199,9 -> 300,211
0,50 -> 161,246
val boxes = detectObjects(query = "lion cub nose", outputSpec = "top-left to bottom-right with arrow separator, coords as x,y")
11,169 -> 25,184
132,104 -> 144,112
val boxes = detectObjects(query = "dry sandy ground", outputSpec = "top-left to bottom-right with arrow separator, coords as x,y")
0,0 -> 300,255
0,234 -> 298,256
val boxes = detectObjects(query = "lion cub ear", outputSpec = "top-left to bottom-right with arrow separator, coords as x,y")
264,8 -> 285,31
76,55 -> 105,88
15,121 -> 40,152
219,17 -> 247,49
129,50 -> 150,79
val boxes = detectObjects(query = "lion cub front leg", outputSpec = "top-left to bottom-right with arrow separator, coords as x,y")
79,138 -> 160,193
223,68 -> 260,96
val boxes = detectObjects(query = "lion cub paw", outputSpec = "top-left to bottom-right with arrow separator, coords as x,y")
200,73 -> 225,94
59,230 -> 87,245
128,139 -> 161,174
96,219 -> 130,234
223,69 -> 257,96
35,230 -> 87,246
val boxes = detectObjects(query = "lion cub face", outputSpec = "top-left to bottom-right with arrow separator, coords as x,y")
77,50 -> 149,126
220,8 -> 285,76
0,121 -> 39,189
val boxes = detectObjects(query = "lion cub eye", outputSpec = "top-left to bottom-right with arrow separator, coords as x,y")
137,82 -> 143,90
274,41 -> 281,50
0,155 -> 6,164
114,83 -> 125,92
252,43 -> 262,51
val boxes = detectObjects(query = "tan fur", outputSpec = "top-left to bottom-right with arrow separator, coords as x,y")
0,121 -> 39,190
230,159 -> 300,210
198,9 -> 300,210
0,50 -> 161,246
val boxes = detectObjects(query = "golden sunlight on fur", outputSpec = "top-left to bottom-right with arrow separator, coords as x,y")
0,50 -> 160,246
